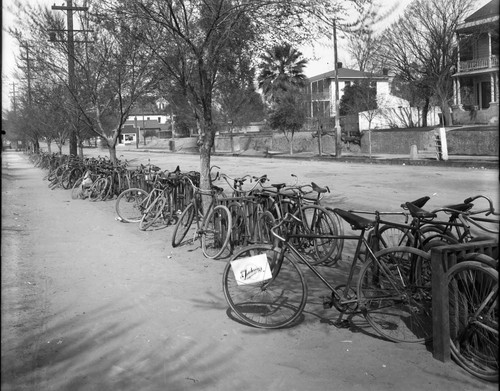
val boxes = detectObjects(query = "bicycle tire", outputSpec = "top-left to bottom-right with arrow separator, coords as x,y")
222,244 -> 307,329
89,178 -> 108,202
294,205 -> 339,266
255,210 -> 276,244
60,168 -> 74,189
226,201 -> 246,247
324,207 -> 345,265
421,232 -> 459,251
358,246 -> 433,343
376,224 -> 414,249
139,196 -> 167,231
115,188 -> 150,223
448,260 -> 498,382
202,205 -> 232,259
171,203 -> 196,247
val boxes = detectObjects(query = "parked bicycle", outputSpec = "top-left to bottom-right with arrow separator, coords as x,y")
171,175 -> 232,259
223,211 -> 432,343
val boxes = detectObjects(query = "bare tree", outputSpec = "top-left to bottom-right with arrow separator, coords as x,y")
379,0 -> 475,126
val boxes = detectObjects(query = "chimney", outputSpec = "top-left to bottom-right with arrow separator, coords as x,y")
382,68 -> 389,76
337,62 -> 342,69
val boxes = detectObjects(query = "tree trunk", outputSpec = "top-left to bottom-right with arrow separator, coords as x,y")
368,129 -> 372,159
108,143 -> 117,165
289,136 -> 294,155
441,99 -> 452,126
33,139 -> 40,154
69,130 -> 78,156
421,98 -> 430,127
77,136 -> 84,159
46,140 -> 52,154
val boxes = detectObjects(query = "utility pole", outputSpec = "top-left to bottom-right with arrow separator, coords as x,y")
333,19 -> 342,158
21,44 -> 33,106
51,0 -> 89,157
10,83 -> 17,115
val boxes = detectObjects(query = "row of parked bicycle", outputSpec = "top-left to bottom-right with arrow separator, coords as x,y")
28,150 -> 498,382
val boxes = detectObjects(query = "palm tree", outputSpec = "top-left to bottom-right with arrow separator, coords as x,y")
258,44 -> 308,155
257,43 -> 307,104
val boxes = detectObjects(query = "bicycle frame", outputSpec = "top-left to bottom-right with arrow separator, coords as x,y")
269,215 -> 407,318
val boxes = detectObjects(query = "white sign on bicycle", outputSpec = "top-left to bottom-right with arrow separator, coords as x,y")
231,254 -> 272,285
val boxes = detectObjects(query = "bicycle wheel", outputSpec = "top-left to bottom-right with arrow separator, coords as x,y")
324,207 -> 344,265
420,232 -> 459,252
295,205 -> 338,266
222,244 -> 307,328
88,178 -> 107,202
202,205 -> 232,259
255,210 -> 276,243
71,177 -> 84,200
139,196 -> 167,231
115,188 -> 150,223
358,246 -> 433,343
448,260 -> 498,382
377,224 -> 413,249
226,201 -> 245,247
171,203 -> 196,247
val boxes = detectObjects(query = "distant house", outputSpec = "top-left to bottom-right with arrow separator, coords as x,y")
120,114 -> 174,144
302,64 -> 442,131
451,0 -> 499,124
303,64 -> 406,121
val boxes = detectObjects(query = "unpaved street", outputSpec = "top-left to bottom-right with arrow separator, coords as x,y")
1,149 -> 498,391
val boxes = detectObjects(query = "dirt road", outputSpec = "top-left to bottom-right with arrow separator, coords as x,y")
1,149 -> 497,391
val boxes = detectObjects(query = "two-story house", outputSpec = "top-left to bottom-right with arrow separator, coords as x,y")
303,64 -> 421,131
303,64 -> 395,120
451,0 -> 499,124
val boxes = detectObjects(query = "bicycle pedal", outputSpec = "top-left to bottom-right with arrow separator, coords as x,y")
322,295 -> 334,309
332,319 -> 350,329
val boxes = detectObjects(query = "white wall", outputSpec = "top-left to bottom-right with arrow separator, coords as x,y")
359,106 -> 442,130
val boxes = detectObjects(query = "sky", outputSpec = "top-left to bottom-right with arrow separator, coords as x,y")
1,0 -> 488,112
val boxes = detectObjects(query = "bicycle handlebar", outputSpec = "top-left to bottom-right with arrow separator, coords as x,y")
270,213 -> 301,242
463,195 -> 497,216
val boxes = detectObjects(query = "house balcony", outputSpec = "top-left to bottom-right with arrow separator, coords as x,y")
459,56 -> 499,73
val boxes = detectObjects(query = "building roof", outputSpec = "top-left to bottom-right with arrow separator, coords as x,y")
457,0 -> 499,32
307,67 -> 387,83
464,0 -> 499,22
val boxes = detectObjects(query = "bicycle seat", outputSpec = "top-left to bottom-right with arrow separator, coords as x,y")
405,202 -> 437,219
311,182 -> 329,194
334,208 -> 375,231
271,183 -> 287,191
444,202 -> 474,213
400,196 -> 430,209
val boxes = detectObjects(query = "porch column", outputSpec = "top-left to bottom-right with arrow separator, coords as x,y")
488,32 -> 492,68
453,79 -> 457,105
456,78 -> 462,106
494,72 -> 499,102
491,73 -> 495,103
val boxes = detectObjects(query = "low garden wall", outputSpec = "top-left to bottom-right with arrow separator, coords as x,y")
148,126 -> 498,157
359,127 -> 499,156
215,132 -> 336,155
